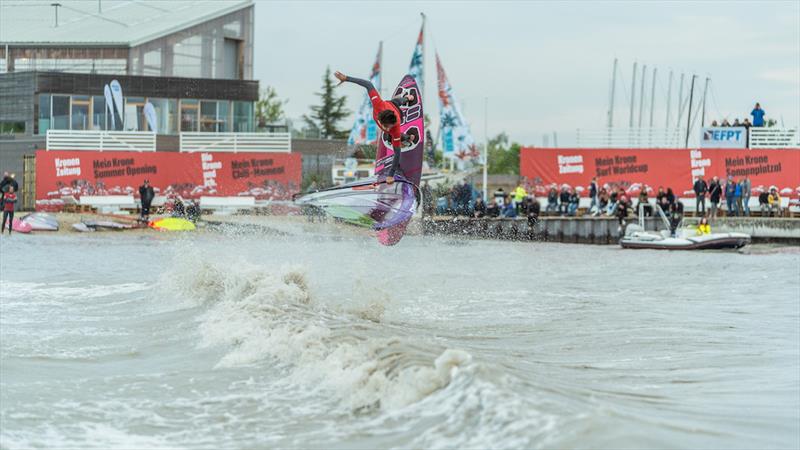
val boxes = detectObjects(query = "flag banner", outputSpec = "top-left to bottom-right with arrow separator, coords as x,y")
35,150 -> 302,203
436,54 -> 478,161
520,147 -> 800,198
408,25 -> 424,95
104,85 -> 115,130
109,80 -> 124,129
347,43 -> 383,146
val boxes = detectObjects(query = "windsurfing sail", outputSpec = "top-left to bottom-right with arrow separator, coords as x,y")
436,53 -> 479,161
347,42 -> 382,146
296,75 -> 425,246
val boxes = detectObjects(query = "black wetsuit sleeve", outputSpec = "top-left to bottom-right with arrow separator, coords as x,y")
344,76 -> 376,93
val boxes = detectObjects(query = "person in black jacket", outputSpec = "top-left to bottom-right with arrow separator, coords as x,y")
473,197 -> 487,218
708,176 -> 722,219
0,172 -> 19,211
558,186 -> 570,216
138,179 -> 155,220
693,175 -> 708,215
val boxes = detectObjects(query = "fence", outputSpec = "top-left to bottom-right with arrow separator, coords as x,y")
46,130 -> 156,151
749,128 -> 798,149
179,132 -> 291,153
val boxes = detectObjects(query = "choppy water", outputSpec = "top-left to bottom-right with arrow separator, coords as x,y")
1,222 -> 799,449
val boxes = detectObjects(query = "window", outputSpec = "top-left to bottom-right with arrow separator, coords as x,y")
143,49 -> 162,76
218,101 -> 230,132
52,95 -> 70,130
71,95 -> 90,130
233,101 -> 253,132
92,96 -> 107,130
38,94 -> 51,134
200,100 -> 218,132
180,99 -> 199,132
0,122 -> 25,134
224,38 -> 240,80
148,98 -> 177,134
124,97 -> 145,131
173,35 -> 202,78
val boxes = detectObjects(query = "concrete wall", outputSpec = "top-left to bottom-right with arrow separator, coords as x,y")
423,216 -> 800,245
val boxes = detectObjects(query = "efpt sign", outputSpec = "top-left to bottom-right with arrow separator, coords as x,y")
700,126 -> 747,148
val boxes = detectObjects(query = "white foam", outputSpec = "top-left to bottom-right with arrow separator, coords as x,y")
164,255 -> 473,412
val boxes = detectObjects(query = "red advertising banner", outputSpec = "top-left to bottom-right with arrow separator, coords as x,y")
35,150 -> 302,201
520,147 -> 800,198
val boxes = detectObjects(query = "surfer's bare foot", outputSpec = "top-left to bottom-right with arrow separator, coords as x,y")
386,176 -> 395,184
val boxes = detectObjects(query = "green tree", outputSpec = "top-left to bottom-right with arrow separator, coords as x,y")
304,66 -> 350,139
486,132 -> 520,175
255,86 -> 287,130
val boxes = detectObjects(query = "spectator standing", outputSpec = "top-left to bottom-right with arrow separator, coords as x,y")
513,184 -> 527,214
734,179 -> 743,216
588,177 -> 599,214
709,176 -> 722,219
0,173 -> 19,211
1,186 -> 16,234
724,177 -> 737,216
139,179 -> 155,220
693,175 -> 708,215
546,187 -> 558,213
558,186 -> 570,216
751,103 -> 765,127
741,176 -> 751,216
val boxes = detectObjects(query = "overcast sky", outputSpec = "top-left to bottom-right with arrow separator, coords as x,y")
252,1 -> 799,146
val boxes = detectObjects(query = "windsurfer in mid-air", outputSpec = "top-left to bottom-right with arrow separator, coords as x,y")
334,71 -> 417,184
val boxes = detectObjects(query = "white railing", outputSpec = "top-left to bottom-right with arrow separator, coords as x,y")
180,132 -> 291,153
749,128 -> 799,149
46,130 -> 156,151
575,128 -> 686,148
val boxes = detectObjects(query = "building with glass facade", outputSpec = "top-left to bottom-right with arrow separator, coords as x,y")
0,0 -> 256,136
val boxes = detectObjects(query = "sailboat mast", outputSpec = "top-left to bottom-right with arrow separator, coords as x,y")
608,58 -> 617,128
649,67 -> 657,127
701,77 -> 709,127
665,70 -> 673,129
685,74 -> 696,148
629,62 -> 637,128
638,64 -> 646,128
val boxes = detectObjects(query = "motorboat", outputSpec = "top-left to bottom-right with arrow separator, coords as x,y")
620,203 -> 751,250
620,226 -> 751,250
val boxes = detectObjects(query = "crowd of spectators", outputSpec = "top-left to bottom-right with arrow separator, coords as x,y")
709,102 -> 767,129
430,172 -> 785,228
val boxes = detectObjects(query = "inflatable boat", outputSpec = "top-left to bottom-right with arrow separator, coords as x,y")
620,227 -> 751,250
620,203 -> 751,250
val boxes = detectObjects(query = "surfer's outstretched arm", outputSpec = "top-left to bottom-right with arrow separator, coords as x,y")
334,71 -> 377,95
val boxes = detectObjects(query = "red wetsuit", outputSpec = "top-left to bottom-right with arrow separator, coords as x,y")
344,76 -> 405,176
